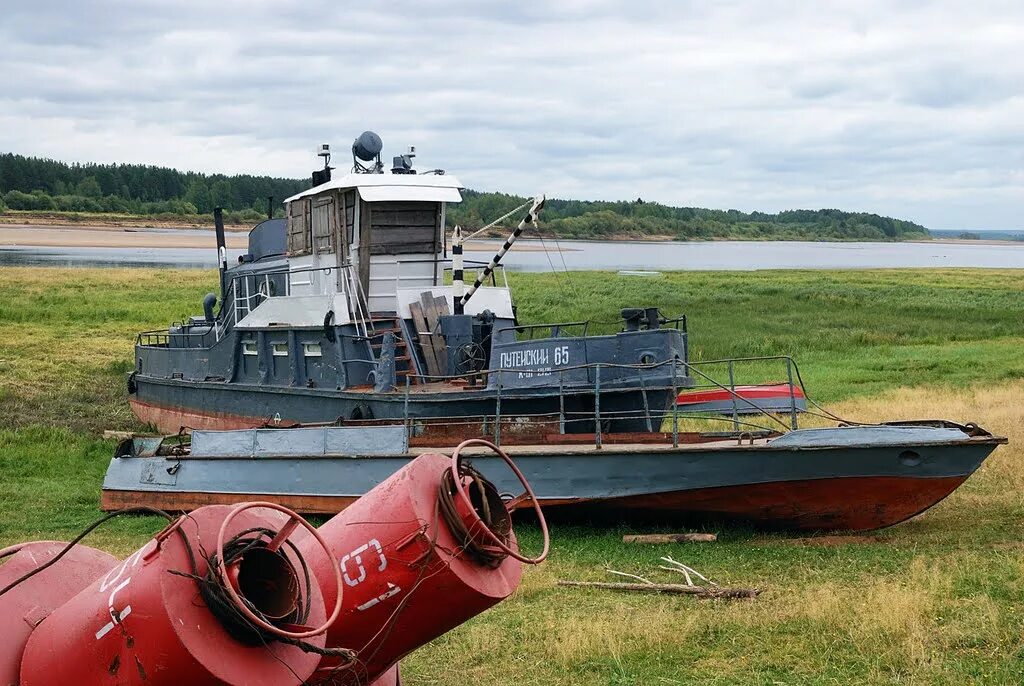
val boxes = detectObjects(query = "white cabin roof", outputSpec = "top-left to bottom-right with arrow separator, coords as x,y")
284,172 -> 464,204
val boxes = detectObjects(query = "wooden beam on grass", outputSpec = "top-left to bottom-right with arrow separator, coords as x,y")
556,580 -> 759,599
622,533 -> 717,544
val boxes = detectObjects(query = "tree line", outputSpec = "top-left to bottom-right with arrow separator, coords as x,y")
0,152 -> 929,239
447,191 -> 930,241
0,152 -> 305,221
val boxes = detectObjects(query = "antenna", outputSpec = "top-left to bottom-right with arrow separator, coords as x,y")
312,144 -> 334,186
392,145 -> 416,174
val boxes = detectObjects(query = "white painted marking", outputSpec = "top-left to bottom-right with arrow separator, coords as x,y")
340,539 -> 387,587
95,606 -> 132,640
356,583 -> 402,611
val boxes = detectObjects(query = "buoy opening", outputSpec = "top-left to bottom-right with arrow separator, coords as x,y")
235,547 -> 299,621
467,475 -> 512,540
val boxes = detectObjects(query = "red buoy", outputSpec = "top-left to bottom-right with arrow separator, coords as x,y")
302,439 -> 549,685
20,504 -> 341,686
0,541 -> 119,686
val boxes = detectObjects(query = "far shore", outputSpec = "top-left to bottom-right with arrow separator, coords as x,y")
2,215 -> 1022,251
0,223 -> 576,252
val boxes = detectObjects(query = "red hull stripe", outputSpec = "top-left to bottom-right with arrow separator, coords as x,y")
677,383 -> 806,405
130,398 -> 268,434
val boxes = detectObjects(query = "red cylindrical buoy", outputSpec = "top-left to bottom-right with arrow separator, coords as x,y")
302,439 -> 549,685
0,541 -> 119,686
20,503 -> 343,686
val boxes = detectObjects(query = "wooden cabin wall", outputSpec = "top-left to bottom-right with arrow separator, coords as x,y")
368,202 -> 441,255
311,195 -> 337,254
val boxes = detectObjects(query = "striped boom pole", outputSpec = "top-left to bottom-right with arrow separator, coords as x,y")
461,195 -> 545,307
452,225 -> 464,315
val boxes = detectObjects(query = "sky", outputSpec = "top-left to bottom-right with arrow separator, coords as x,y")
0,1 -> 1021,229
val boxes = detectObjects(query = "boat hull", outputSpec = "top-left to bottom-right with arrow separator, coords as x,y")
102,474 -> 968,532
130,376 -> 677,434
102,426 -> 1004,532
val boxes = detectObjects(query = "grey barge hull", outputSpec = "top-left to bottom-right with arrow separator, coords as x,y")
102,423 -> 1005,532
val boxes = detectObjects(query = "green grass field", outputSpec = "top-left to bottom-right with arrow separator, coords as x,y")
1,267 -> 1023,684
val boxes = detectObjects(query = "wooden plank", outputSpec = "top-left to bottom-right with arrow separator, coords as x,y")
409,301 -> 440,378
420,292 -> 448,376
622,533 -> 718,544
556,580 -> 759,599
433,295 -> 450,317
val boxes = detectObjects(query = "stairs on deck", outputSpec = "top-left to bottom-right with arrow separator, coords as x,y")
366,314 -> 418,386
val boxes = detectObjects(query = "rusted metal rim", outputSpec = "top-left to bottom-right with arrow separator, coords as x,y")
450,439 -> 550,564
214,501 -> 343,640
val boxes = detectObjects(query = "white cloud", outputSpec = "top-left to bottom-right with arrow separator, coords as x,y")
0,0 -> 1021,228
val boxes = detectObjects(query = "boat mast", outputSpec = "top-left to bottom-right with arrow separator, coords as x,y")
459,195 -> 545,308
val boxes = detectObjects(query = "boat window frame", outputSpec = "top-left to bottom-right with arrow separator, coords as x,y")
271,342 -> 289,357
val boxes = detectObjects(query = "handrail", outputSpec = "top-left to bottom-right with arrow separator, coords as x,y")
407,355 -> 810,433
495,320 -> 590,340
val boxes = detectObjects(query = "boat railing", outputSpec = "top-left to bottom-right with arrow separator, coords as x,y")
400,354 -> 812,448
224,262 -> 373,337
496,320 -> 591,340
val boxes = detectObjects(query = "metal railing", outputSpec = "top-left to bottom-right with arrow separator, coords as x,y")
399,355 -> 813,448
496,320 -> 590,340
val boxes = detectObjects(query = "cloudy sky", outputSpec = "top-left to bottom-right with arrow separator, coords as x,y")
1,1 -> 1021,229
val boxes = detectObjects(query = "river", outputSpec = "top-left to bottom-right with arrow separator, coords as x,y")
2,229 -> 1024,271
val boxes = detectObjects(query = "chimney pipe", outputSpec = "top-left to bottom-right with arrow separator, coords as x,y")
214,207 -> 228,305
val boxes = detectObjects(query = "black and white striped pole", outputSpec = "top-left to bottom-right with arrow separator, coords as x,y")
461,195 -> 545,308
452,224 -> 465,315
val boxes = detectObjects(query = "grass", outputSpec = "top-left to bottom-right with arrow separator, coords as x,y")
1,266 -> 1024,683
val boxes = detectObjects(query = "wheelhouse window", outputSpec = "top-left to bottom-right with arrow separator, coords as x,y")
303,343 -> 322,357
287,198 -> 311,255
271,343 -> 288,357
242,341 -> 258,356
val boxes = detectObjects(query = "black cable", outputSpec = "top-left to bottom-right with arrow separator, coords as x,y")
437,462 -> 508,568
0,506 -> 187,598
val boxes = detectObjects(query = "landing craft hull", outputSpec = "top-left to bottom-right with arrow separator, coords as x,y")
102,424 -> 1005,532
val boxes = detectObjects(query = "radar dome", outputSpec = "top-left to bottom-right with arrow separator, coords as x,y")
352,131 -> 383,161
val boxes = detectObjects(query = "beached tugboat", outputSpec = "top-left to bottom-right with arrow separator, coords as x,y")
112,132 -> 1007,532
129,132 -> 692,435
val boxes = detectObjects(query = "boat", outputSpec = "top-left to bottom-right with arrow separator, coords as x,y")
128,131 -> 693,435
102,419 -> 1005,532
114,131 -> 1007,532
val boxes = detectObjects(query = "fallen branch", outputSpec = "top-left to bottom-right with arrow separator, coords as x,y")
557,580 -> 759,599
622,533 -> 717,544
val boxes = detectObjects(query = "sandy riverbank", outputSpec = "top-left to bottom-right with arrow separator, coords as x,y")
0,223 -> 578,252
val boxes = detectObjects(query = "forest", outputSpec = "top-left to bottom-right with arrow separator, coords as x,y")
0,152 -> 930,240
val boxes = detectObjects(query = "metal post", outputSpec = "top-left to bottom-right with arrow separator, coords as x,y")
403,375 -> 411,439
594,365 -> 602,450
558,368 -> 566,434
638,366 -> 652,433
671,362 -> 679,448
452,225 -> 464,315
728,360 -> 739,432
786,357 -> 798,430
494,375 -> 502,446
